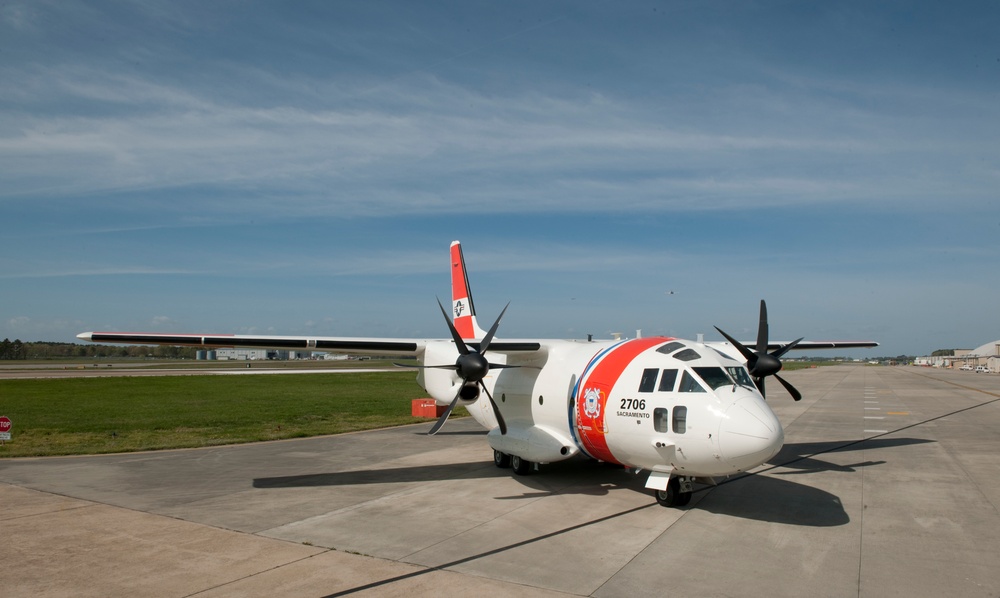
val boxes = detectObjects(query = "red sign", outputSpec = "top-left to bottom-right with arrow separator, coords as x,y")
0,416 -> 11,432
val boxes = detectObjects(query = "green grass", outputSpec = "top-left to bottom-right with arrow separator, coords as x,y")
0,372 -> 457,458
782,361 -> 849,371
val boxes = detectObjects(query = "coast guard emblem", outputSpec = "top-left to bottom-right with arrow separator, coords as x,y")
583,387 -> 602,418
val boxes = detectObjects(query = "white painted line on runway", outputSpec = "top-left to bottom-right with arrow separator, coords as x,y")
864,416 -> 885,419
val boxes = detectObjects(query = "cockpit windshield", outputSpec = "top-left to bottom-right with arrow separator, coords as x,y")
692,366 -> 732,390
726,366 -> 754,389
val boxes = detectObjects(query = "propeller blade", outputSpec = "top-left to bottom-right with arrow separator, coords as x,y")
714,326 -> 757,366
479,302 -> 509,354
756,300 -> 769,357
437,297 -> 470,355
479,383 -> 507,435
427,298 -> 514,435
717,300 -> 804,402
774,373 -> 802,401
393,363 -> 456,370
428,389 -> 462,435
771,337 -> 804,360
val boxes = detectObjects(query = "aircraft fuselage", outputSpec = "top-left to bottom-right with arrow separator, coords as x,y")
419,335 -> 784,483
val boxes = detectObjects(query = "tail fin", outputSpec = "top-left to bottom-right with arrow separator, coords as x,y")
450,240 -> 486,340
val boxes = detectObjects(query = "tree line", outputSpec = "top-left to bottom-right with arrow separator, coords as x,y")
0,340 -> 198,360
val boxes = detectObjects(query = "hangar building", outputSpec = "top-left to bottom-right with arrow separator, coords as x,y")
924,340 -> 1000,372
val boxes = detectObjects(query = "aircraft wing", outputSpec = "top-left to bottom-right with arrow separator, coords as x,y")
707,339 -> 878,362
76,331 -> 423,356
76,331 -> 544,357
762,340 -> 879,351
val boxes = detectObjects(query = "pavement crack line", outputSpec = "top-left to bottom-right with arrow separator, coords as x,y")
318,502 -> 656,597
397,474 -> 584,562
181,548 -> 336,598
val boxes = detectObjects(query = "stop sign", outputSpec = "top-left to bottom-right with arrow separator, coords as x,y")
0,416 -> 11,432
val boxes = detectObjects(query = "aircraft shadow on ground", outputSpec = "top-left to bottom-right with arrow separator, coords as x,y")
253,462 -> 500,488
253,439 -> 930,527
696,475 -> 851,526
252,456 -> 633,498
769,437 -> 934,474
691,437 -> 936,526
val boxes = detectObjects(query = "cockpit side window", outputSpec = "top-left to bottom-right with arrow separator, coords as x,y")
658,369 -> 678,392
679,371 -> 706,393
638,368 -> 658,392
693,367 -> 732,390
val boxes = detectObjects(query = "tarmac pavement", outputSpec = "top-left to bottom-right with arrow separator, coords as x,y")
2,365 -> 1000,597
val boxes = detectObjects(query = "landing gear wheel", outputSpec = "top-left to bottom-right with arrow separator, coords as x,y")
511,454 -> 532,476
654,477 -> 692,507
494,449 -> 511,468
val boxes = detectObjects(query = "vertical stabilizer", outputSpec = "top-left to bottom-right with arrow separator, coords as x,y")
450,241 -> 486,340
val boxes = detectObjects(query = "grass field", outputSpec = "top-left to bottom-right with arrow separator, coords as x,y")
0,371 -> 454,458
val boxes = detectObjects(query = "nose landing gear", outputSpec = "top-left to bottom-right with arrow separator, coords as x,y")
654,476 -> 693,507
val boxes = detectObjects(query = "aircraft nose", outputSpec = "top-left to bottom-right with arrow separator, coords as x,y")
718,396 -> 784,472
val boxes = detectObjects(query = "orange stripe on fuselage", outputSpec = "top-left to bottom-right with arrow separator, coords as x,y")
575,337 -> 671,464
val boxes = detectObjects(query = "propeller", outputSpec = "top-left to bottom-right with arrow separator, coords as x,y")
714,300 -> 804,401
396,298 -> 513,435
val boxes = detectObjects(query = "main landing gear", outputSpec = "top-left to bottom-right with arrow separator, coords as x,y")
496,450 -> 694,508
653,476 -> 692,508
494,450 -> 532,476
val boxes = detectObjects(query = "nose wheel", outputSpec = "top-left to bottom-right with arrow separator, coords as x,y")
654,476 -> 692,507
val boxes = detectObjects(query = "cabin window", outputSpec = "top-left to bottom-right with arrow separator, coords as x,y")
656,341 -> 685,355
654,408 -> 670,433
673,406 -> 688,433
679,371 -> 706,393
674,348 -> 701,362
693,367 -> 731,390
638,368 -> 659,392
658,369 -> 678,392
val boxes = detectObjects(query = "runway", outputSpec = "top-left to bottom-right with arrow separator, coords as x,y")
3,365 -> 1000,597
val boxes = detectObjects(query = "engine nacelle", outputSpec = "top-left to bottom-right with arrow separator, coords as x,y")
418,341 -> 483,407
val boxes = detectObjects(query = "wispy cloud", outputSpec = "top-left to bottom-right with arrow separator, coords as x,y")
6,63 -> 988,222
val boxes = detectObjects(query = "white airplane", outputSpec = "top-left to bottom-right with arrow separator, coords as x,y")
78,241 -> 877,507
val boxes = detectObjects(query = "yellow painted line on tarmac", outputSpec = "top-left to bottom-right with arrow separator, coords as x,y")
886,411 -> 910,415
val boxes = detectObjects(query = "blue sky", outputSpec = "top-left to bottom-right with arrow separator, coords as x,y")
2,1 -> 997,357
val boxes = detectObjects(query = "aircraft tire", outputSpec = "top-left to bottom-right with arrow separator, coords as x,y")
511,454 -> 532,476
494,449 -> 512,468
654,477 -> 691,507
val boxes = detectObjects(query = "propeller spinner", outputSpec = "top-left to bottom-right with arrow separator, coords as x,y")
715,300 -> 804,401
